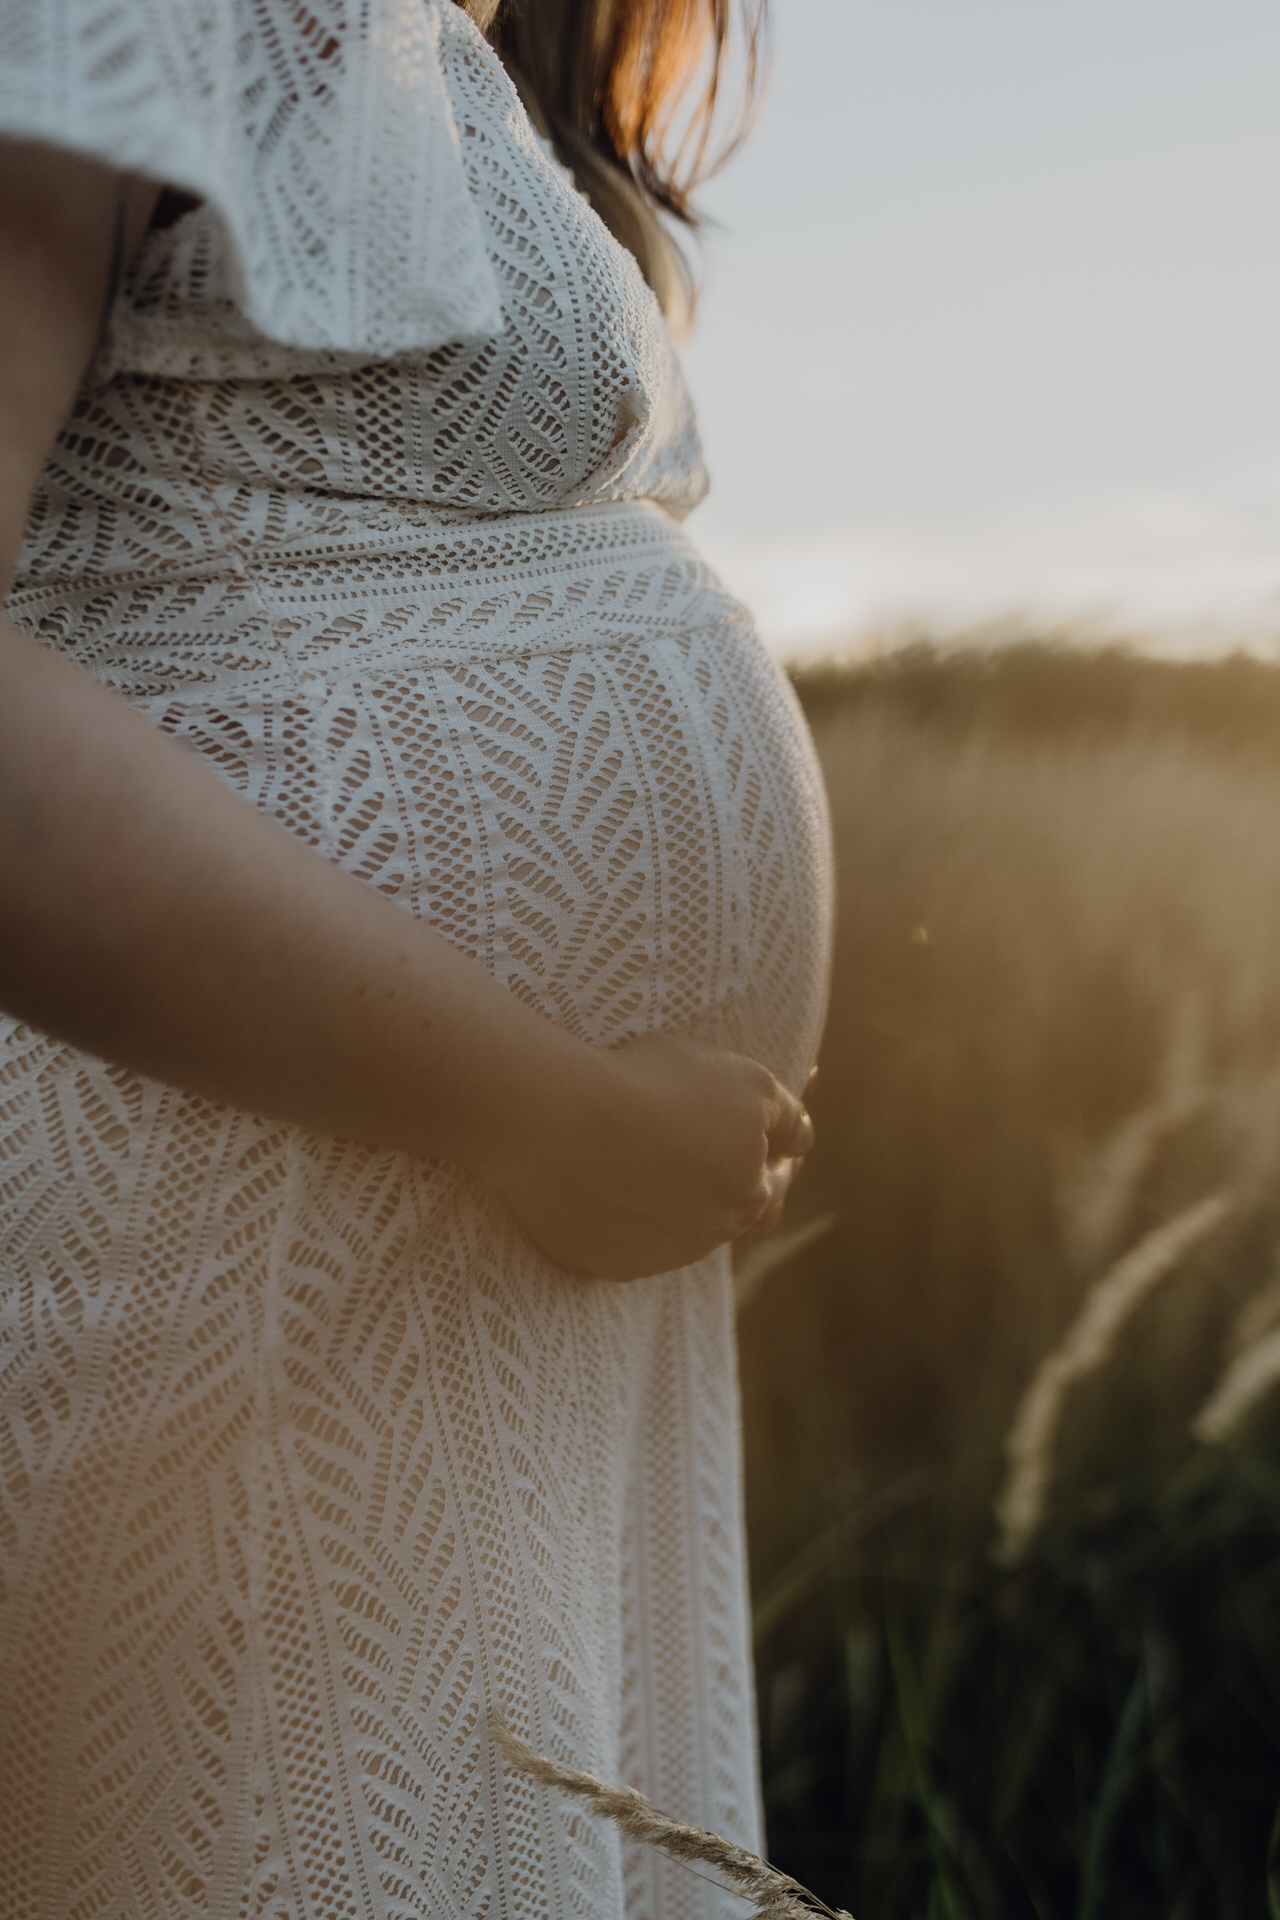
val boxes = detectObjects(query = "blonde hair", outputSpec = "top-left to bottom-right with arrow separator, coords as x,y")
464,0 -> 766,327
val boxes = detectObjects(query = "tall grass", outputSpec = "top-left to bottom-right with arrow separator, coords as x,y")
739,642 -> 1280,1917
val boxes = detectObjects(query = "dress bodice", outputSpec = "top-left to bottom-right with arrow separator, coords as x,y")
12,0 -> 706,598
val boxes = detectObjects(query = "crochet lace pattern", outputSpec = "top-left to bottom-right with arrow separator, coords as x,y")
0,4 -> 834,1915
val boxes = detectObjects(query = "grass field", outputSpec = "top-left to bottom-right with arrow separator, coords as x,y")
737,641 -> 1280,1917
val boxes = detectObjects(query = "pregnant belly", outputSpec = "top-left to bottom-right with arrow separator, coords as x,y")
365,622 -> 832,1090
129,509 -> 834,1093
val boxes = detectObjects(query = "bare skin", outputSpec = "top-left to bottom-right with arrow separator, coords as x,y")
0,138 -> 812,1281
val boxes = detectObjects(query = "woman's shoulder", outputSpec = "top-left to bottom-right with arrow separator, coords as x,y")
0,0 -> 506,360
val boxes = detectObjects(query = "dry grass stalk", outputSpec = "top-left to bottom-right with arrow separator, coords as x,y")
994,1190 -> 1231,1565
492,1718 -> 853,1919
1194,1326 -> 1280,1442
1193,1253 -> 1280,1441
1053,1006 -> 1207,1278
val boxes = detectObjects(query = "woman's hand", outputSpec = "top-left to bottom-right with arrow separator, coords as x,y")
481,1032 -> 815,1280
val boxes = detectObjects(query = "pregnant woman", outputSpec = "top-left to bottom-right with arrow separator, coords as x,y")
0,2 -> 832,1914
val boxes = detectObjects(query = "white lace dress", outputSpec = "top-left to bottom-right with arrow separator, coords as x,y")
0,5 -> 833,1917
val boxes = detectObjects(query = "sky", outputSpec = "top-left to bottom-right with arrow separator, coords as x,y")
679,0 -> 1280,658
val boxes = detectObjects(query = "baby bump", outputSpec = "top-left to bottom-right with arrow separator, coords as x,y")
300,620 -> 833,1092
138,579 -> 832,1092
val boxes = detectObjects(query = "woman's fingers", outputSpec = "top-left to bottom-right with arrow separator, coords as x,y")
739,1153 -> 800,1239
765,1085 -> 814,1162
753,1156 -> 797,1234
699,1060 -> 815,1235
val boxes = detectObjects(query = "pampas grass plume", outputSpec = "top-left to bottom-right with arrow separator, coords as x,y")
993,1190 -> 1231,1565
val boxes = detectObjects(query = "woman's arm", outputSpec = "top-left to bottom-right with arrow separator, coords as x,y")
0,139 -> 812,1280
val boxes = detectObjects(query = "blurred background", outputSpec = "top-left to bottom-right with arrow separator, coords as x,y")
688,5 -> 1280,1913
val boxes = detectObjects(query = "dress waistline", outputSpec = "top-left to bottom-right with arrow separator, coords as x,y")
9,499 -> 752,699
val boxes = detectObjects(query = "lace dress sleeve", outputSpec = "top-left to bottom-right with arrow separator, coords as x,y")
0,0 -> 504,356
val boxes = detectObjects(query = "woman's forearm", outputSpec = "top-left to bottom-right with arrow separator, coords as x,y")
0,615 -> 586,1174
0,148 -> 553,1171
